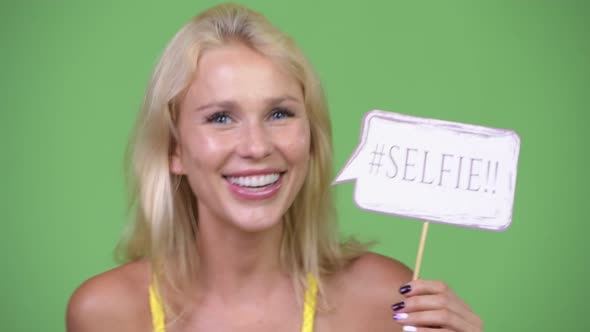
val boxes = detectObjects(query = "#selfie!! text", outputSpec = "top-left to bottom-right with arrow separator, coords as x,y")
368,144 -> 500,194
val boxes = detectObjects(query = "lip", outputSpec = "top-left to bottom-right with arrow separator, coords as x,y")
224,171 -> 284,201
223,169 -> 285,177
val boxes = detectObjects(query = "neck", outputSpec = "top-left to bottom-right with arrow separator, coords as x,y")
195,213 -> 287,303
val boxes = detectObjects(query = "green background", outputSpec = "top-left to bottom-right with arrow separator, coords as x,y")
2,0 -> 589,331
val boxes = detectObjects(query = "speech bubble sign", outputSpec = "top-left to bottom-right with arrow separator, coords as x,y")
334,110 -> 520,231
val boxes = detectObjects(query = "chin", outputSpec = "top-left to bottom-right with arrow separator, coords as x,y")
225,208 -> 285,233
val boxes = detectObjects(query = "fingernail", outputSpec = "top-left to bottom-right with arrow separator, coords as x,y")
403,326 -> 417,332
391,301 -> 405,311
393,313 -> 408,320
399,284 -> 412,295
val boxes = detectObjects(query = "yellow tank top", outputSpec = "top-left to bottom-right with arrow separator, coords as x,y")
149,274 -> 318,332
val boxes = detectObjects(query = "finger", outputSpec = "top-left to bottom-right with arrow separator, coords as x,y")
393,294 -> 463,316
392,294 -> 481,328
393,309 -> 478,332
399,327 -> 453,332
400,280 -> 453,297
397,279 -> 483,329
399,280 -> 470,312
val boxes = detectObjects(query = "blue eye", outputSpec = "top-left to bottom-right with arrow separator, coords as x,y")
206,112 -> 232,124
270,107 -> 294,120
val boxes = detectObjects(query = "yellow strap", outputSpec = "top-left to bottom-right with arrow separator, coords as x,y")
301,273 -> 318,332
148,274 -> 318,332
149,282 -> 166,332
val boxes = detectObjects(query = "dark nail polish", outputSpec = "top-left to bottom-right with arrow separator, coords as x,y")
399,284 -> 411,295
391,301 -> 405,311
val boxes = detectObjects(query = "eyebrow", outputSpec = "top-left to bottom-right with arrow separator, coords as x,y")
194,95 -> 302,112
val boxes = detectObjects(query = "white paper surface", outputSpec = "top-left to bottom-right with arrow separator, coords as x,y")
334,110 -> 521,231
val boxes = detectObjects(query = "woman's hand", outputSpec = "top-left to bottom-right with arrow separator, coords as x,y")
390,279 -> 483,332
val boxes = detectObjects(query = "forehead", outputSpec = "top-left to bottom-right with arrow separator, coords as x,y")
182,43 -> 302,107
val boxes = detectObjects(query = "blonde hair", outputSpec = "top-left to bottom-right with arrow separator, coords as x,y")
118,2 -> 365,316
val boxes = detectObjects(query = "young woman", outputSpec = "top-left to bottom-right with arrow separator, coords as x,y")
67,4 -> 482,332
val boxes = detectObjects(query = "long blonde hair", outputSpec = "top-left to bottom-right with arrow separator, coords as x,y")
118,2 -> 365,314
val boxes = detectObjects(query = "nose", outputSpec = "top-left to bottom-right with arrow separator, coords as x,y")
236,121 -> 273,159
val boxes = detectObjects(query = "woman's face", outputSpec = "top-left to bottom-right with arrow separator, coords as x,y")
171,43 -> 311,233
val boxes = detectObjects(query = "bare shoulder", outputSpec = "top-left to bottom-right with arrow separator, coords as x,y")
337,252 -> 412,308
320,252 -> 412,331
66,260 -> 151,332
344,252 -> 412,288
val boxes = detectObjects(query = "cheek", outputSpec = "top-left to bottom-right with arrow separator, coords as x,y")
278,123 -> 311,165
181,132 -> 233,170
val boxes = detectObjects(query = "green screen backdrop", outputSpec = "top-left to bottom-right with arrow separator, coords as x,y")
2,1 -> 589,331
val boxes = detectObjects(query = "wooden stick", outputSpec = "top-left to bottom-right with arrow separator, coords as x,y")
412,221 -> 430,280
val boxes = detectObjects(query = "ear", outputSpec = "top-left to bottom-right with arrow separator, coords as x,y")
170,143 -> 185,175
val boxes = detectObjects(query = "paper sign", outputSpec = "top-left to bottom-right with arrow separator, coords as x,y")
334,110 -> 520,231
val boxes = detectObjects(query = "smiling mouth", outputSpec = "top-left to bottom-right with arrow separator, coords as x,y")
224,172 -> 284,191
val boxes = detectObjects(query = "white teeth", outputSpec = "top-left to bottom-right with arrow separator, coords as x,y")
227,173 -> 280,188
